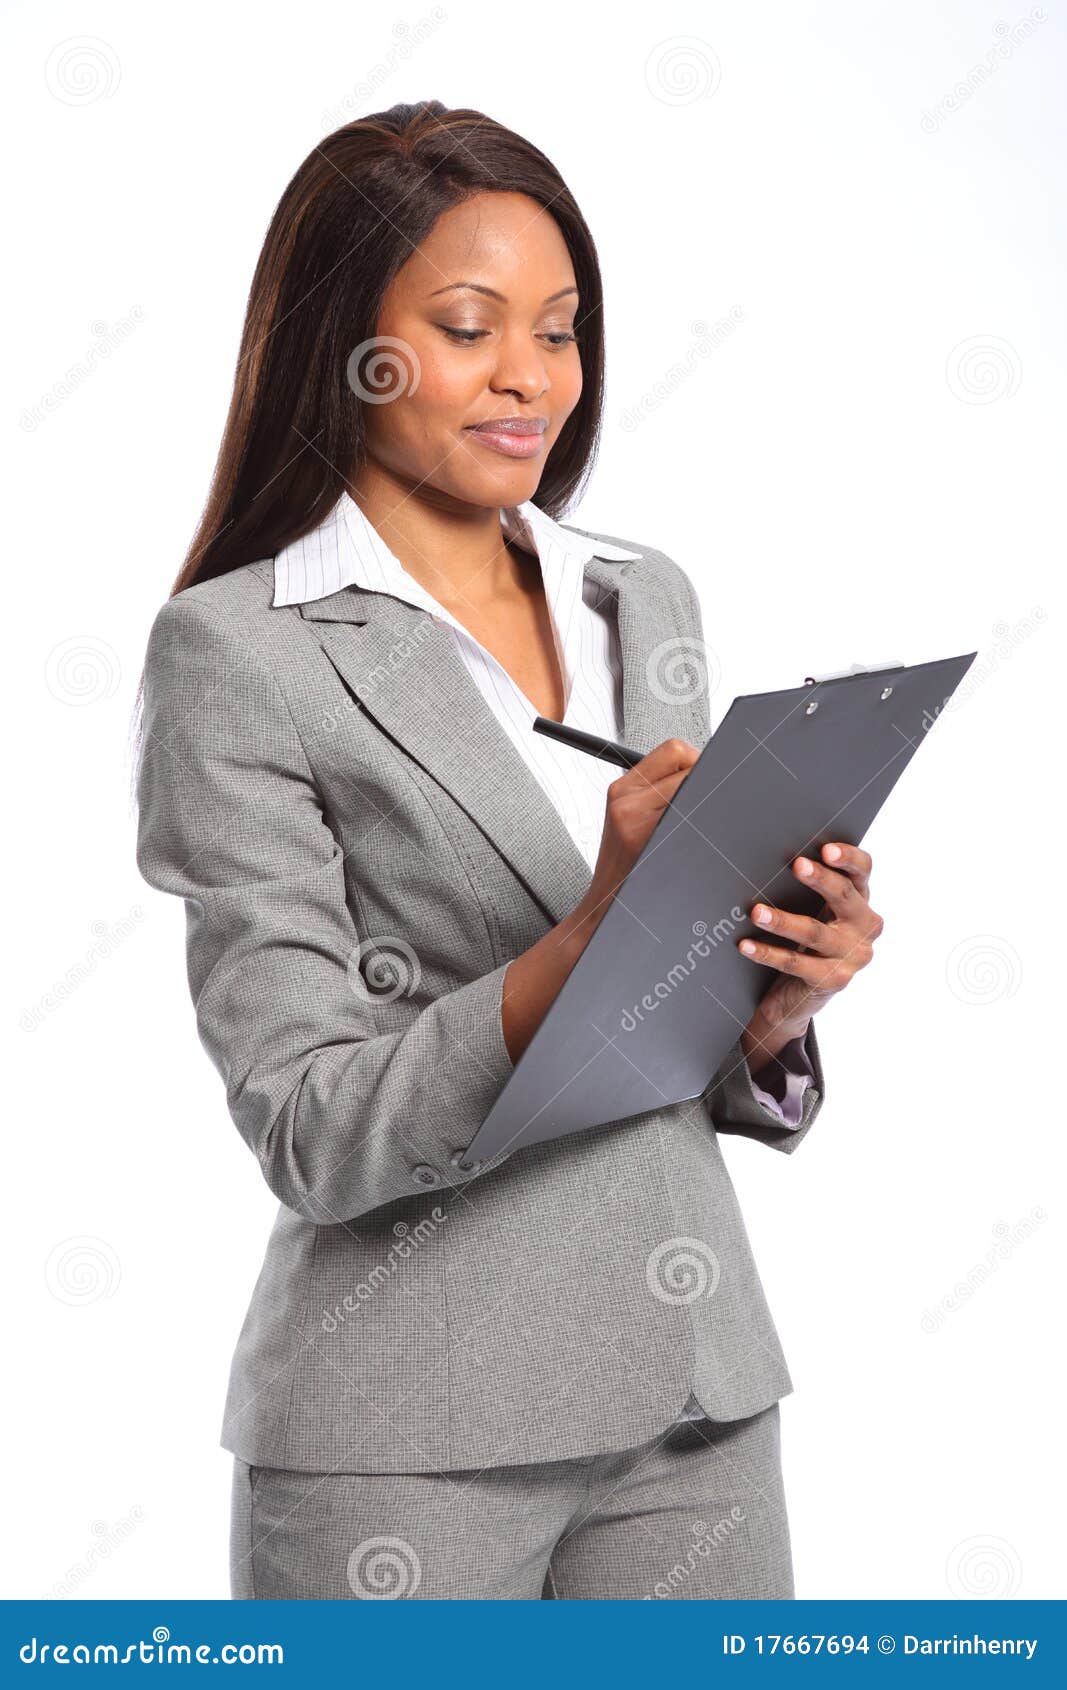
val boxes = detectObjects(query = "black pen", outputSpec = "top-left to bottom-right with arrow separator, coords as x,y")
532,714 -> 645,770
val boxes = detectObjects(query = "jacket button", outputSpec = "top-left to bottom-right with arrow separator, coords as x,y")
450,1148 -> 484,1173
412,1164 -> 438,1186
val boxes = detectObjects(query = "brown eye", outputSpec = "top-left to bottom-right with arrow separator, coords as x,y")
437,325 -> 488,343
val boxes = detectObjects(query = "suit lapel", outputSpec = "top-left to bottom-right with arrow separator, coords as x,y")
295,552 -> 684,928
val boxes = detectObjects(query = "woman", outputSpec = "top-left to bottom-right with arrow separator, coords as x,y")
134,100 -> 882,1601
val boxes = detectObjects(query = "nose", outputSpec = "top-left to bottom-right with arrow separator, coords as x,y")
487,325 -> 550,403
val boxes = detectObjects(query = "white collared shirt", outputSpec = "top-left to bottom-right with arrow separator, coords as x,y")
274,493 -> 642,871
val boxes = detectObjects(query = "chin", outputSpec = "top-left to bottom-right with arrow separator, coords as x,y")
450,467 -> 544,512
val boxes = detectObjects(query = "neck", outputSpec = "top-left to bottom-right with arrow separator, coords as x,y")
348,460 -> 529,611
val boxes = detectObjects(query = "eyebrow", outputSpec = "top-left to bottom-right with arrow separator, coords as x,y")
428,282 -> 578,304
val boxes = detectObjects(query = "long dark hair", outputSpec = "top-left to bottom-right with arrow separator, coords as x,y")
177,100 -> 607,596
128,99 -> 607,784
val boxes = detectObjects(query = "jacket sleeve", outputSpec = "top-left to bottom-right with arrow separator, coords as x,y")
134,593 -> 516,1225
702,1019 -> 826,1153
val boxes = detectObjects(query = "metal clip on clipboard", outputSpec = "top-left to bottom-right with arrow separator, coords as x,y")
803,659 -> 905,685
460,648 -> 977,1169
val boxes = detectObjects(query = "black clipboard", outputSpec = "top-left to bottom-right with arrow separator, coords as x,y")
460,651 -> 976,1167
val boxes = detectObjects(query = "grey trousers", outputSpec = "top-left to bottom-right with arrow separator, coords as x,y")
229,1402 -> 792,1600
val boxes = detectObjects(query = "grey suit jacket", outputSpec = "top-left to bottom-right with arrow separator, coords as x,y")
135,526 -> 826,1474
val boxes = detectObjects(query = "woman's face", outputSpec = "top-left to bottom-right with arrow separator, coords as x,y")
355,190 -> 584,511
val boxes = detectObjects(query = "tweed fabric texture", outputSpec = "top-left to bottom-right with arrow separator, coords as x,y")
135,528 -> 825,1474
229,1401 -> 790,1599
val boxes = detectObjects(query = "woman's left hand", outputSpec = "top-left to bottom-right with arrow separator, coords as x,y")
737,841 -> 883,1061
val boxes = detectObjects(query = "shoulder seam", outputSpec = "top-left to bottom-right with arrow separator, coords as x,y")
158,593 -> 316,787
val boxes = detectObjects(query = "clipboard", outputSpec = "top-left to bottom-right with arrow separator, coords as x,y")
459,650 -> 976,1168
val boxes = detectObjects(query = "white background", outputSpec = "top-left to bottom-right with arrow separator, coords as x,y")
4,0 -> 1063,1600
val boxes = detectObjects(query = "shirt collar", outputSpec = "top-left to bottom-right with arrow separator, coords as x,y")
271,491 -> 641,612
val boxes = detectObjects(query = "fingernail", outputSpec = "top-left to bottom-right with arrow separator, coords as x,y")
796,857 -> 813,877
824,843 -> 841,861
753,905 -> 772,924
740,939 -> 757,955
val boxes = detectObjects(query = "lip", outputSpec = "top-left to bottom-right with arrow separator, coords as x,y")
464,416 -> 548,460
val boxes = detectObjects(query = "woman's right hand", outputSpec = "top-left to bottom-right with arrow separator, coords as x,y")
501,738 -> 701,1065
574,737 -> 701,940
